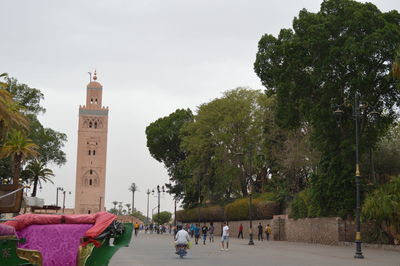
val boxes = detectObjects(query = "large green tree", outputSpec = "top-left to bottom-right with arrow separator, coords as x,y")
152,211 -> 172,225
0,76 -> 67,183
254,0 -> 400,216
182,88 -> 267,202
145,109 -> 193,200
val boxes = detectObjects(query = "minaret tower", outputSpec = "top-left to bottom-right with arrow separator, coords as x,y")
75,70 -> 109,214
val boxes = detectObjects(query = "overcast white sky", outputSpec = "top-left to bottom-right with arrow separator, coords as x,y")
0,0 -> 398,216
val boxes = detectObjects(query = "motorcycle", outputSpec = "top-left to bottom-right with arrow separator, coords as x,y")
175,244 -> 188,258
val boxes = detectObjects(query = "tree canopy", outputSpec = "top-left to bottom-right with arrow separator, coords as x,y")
0,75 -> 67,190
152,211 -> 172,225
254,0 -> 400,216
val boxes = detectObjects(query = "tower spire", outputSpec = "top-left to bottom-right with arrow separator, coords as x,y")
93,69 -> 97,81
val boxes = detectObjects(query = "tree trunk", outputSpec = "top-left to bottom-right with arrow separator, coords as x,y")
12,155 -> 21,185
370,148 -> 377,184
31,177 -> 38,197
240,173 -> 248,197
133,192 -> 135,212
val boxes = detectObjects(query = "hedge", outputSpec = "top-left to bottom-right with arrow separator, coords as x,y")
177,198 -> 280,222
176,205 -> 224,222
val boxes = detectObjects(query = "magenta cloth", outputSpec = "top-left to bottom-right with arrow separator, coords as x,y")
0,223 -> 16,235
17,224 -> 93,266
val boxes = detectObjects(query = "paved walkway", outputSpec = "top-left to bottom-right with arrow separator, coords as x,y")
110,232 -> 400,266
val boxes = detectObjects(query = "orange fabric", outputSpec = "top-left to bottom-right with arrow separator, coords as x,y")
84,212 -> 117,238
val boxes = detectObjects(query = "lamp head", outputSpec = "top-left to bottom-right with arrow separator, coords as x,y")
369,109 -> 380,123
334,108 -> 344,126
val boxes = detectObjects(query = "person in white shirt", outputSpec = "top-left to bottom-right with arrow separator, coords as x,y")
175,224 -> 190,250
221,222 -> 230,251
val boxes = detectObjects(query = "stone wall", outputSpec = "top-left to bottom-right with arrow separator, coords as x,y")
180,216 -> 342,245
186,219 -> 273,239
285,217 -> 341,245
179,216 -> 398,247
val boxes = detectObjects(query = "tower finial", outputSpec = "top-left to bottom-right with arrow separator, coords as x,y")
93,69 -> 97,81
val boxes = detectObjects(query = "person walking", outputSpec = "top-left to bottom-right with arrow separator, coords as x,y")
134,222 -> 139,236
190,223 -> 195,238
265,224 -> 272,241
201,223 -> 208,245
194,224 -> 200,244
237,223 -> 244,239
220,222 -> 230,251
257,222 -> 263,241
209,222 -> 215,242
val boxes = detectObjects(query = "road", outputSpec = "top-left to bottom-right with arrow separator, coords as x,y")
110,232 -> 400,266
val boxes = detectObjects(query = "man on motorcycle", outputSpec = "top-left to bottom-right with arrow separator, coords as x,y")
175,224 -> 190,251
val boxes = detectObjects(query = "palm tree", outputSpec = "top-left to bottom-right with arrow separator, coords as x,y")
0,130 -> 39,185
129,182 -> 138,212
0,74 -> 28,137
112,201 -> 118,209
23,160 -> 54,197
118,202 -> 123,215
125,203 -> 131,214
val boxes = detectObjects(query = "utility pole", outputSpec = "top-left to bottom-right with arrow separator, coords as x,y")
152,185 -> 165,234
174,198 -> 177,227
146,189 -> 150,223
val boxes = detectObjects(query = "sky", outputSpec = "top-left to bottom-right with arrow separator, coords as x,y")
0,0 -> 398,216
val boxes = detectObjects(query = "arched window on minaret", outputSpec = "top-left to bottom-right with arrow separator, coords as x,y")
88,150 -> 91,156
89,179 -> 92,186
90,169 -> 93,175
94,122 -> 97,128
90,98 -> 93,104
88,210 -> 91,214
93,150 -> 96,156
95,98 -> 98,104
89,121 -> 93,128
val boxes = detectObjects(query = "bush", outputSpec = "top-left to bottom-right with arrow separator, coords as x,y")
176,208 -> 198,222
176,205 -> 224,222
177,197 -> 280,222
255,201 -> 279,219
225,197 -> 280,221
225,198 -> 250,221
290,190 -> 312,219
362,176 -> 400,244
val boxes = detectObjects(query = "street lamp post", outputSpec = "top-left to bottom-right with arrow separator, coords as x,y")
56,187 -> 63,207
174,198 -> 177,227
152,185 -> 165,234
236,152 -> 257,245
146,189 -> 151,223
333,92 -> 379,259
248,187 -> 254,245
62,190 -> 71,213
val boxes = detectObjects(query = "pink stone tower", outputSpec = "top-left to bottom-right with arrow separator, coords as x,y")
75,70 -> 109,214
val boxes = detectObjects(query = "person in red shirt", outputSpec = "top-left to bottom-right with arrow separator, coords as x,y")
238,223 -> 243,239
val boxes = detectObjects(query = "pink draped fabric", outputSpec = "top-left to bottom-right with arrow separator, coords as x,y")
17,224 -> 92,266
0,223 -> 16,235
